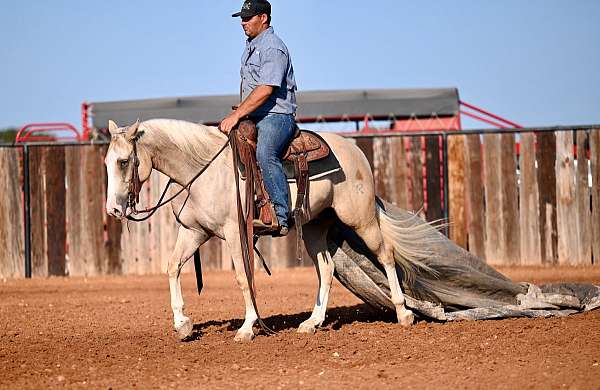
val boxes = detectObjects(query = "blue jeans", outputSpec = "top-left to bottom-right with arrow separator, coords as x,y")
254,113 -> 296,228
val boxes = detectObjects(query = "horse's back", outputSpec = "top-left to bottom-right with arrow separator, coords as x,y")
316,132 -> 373,178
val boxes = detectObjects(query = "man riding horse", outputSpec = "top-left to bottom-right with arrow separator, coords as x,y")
219,0 -> 297,237
105,0 -> 420,342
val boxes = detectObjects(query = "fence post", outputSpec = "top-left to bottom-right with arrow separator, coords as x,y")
442,132 -> 449,237
23,145 -> 32,278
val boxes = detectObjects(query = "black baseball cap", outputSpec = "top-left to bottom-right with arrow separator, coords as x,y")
232,0 -> 271,18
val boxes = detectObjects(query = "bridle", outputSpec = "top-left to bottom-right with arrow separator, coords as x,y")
126,140 -> 143,213
122,132 -> 231,222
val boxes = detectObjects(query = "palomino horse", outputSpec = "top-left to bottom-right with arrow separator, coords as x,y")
104,119 -> 436,341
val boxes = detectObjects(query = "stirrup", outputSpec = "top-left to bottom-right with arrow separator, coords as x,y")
252,219 -> 288,237
253,218 -> 278,233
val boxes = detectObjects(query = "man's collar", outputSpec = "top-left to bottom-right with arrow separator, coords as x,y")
247,26 -> 273,46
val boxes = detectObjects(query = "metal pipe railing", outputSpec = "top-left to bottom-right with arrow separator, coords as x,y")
344,123 -> 600,139
460,100 -> 523,129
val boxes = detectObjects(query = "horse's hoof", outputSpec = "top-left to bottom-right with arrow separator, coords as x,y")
234,329 -> 255,342
175,316 -> 193,340
297,321 -> 316,334
397,309 -> 414,327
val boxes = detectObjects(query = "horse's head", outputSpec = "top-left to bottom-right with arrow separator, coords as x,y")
104,119 -> 153,218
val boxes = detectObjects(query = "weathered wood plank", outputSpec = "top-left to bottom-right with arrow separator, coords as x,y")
29,147 -> 47,277
373,137 -> 390,201
102,144 -> 123,275
66,146 -> 107,276
65,147 -> 84,276
257,233 -> 297,270
519,133 -> 542,265
556,131 -> 578,265
199,231 -> 229,272
373,136 -> 411,210
84,146 -> 107,274
500,133 -> 520,265
120,224 -> 136,275
409,137 -> 424,215
200,237 -> 224,270
425,136 -> 443,223
130,180 -> 152,275
483,134 -> 502,264
0,148 -> 24,278
45,146 -> 67,276
575,130 -> 592,265
483,134 -> 520,265
464,134 -> 485,260
391,137 -> 410,209
591,129 -> 600,265
448,135 -> 467,249
536,132 -> 558,264
106,215 -> 123,274
122,217 -> 146,274
354,138 -> 374,171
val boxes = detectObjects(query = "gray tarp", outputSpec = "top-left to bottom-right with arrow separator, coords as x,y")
91,88 -> 459,129
329,199 -> 600,321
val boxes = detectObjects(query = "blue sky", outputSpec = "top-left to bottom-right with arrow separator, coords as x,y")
1,0 -> 599,130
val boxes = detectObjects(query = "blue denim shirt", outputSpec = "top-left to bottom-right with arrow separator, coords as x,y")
241,27 -> 297,116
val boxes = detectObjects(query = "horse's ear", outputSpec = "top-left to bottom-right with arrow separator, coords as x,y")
108,120 -> 119,135
126,118 -> 142,140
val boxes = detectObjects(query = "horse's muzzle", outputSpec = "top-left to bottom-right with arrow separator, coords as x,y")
106,196 -> 130,219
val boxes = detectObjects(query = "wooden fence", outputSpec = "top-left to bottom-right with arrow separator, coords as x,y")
353,127 -> 600,266
0,126 -> 598,278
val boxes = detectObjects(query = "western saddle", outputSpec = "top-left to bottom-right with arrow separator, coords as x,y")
232,119 -> 330,258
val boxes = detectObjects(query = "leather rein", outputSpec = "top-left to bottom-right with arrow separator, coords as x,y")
125,133 -> 231,222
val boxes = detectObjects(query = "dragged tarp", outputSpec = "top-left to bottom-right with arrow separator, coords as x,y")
329,199 -> 600,321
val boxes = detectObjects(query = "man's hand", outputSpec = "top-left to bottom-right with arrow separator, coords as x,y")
219,111 -> 241,135
219,85 -> 274,134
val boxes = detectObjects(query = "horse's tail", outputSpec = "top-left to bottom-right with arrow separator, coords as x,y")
376,197 -> 443,285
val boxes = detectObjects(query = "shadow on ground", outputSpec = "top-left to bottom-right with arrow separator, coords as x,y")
189,303 -> 396,340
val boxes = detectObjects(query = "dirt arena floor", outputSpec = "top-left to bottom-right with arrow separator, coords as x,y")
1,266 -> 600,389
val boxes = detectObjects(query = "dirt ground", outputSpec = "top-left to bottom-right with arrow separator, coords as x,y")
1,266 -> 600,390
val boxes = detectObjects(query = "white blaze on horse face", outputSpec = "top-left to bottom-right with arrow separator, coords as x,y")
104,138 -> 132,218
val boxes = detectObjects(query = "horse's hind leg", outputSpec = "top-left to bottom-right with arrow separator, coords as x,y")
297,221 -> 335,334
353,220 -> 414,326
168,227 -> 209,340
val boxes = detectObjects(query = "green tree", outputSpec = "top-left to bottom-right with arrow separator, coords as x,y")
0,128 -> 18,143
0,127 -> 59,143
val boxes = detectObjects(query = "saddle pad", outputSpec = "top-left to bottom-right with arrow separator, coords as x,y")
283,149 -> 341,183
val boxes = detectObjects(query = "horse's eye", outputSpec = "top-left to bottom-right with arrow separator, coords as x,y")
118,159 -> 129,169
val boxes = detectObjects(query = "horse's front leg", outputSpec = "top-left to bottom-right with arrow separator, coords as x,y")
224,227 -> 259,342
168,226 -> 209,340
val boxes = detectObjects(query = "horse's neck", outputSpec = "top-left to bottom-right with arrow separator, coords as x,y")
140,121 -> 227,186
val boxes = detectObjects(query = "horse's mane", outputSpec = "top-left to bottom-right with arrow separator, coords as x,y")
139,119 -> 227,168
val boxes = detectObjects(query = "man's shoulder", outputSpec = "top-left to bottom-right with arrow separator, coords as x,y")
260,29 -> 289,53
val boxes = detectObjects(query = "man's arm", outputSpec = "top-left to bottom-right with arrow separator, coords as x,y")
220,85 -> 274,134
